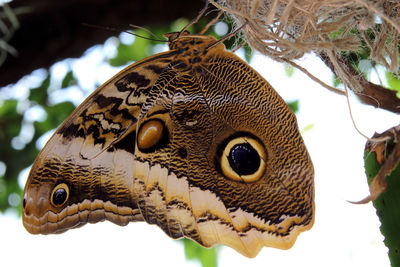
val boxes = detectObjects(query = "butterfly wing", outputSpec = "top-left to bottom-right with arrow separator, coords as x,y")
23,33 -> 314,258
22,50 -> 178,234
132,48 -> 314,258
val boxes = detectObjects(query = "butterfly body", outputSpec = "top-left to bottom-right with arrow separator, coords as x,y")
23,32 -> 314,257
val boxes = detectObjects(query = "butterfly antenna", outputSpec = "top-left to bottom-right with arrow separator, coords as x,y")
231,41 -> 246,53
128,24 -> 164,40
199,10 -> 224,34
206,20 -> 249,49
178,0 -> 209,37
82,23 -> 167,42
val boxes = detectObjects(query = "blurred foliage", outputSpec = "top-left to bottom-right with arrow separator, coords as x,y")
61,71 -> 77,89
385,72 -> 400,97
331,26 -> 400,100
0,83 -> 76,215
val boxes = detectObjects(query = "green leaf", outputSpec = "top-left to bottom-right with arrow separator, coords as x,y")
287,100 -> 299,113
61,70 -> 77,88
301,123 -> 315,135
243,44 -> 253,63
364,142 -> 400,266
332,74 -> 342,87
29,74 -> 50,104
109,43 -> 136,66
284,63 -> 294,77
0,100 -> 22,138
182,238 -> 218,267
0,178 -> 7,211
0,100 -> 26,213
171,18 -> 191,32
329,28 -> 342,40
40,102 -> 75,132
110,29 -> 153,66
385,72 -> 400,97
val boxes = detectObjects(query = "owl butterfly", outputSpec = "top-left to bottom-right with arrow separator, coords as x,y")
22,4 -> 314,258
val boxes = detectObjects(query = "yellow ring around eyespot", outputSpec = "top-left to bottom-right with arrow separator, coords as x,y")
137,120 -> 164,150
50,183 -> 70,207
221,137 -> 266,182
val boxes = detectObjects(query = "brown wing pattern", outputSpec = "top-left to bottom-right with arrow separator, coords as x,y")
23,33 -> 314,258
22,51 -> 178,233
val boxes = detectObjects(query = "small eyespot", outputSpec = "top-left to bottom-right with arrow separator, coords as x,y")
50,183 -> 69,207
22,195 -> 26,209
137,119 -> 167,152
220,136 -> 266,182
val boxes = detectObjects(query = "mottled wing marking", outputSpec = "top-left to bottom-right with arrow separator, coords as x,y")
23,33 -> 314,258
23,51 -> 180,233
23,133 -> 144,234
132,37 -> 314,257
57,52 -> 177,159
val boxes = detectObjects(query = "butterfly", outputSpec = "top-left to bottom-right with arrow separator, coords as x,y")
22,5 -> 314,258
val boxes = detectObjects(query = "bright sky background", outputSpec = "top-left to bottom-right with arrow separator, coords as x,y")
0,32 -> 399,267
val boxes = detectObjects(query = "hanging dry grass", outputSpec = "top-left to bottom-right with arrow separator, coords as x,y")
210,0 -> 400,113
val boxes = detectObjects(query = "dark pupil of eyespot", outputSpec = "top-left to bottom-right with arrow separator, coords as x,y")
228,143 -> 260,176
53,188 -> 67,205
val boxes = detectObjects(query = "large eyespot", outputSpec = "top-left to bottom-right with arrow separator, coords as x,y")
220,136 -> 266,182
137,119 -> 168,152
50,183 -> 69,207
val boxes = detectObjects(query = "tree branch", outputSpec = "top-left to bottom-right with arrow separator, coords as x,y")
318,51 -> 400,114
0,0 -> 203,87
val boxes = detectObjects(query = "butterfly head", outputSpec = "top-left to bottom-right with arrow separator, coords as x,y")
164,31 -> 223,52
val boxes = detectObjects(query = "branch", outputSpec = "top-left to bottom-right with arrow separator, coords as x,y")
0,0 -> 203,87
318,51 -> 400,114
